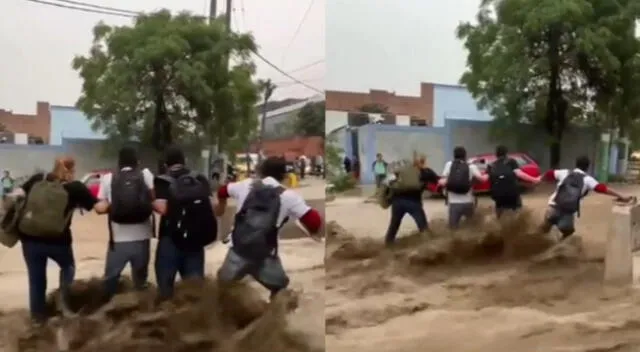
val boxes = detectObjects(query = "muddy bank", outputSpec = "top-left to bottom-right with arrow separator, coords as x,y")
219,199 -> 325,240
1,277 -> 320,352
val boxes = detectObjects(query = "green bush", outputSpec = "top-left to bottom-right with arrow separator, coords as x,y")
329,173 -> 357,193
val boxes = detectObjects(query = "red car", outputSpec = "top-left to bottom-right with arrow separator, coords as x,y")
80,169 -> 110,198
426,152 -> 541,196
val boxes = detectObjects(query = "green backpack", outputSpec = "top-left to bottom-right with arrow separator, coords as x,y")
18,180 -> 71,237
390,165 -> 422,192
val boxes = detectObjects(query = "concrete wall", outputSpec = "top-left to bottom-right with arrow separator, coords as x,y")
446,119 -> 599,170
326,110 -> 348,136
50,105 -> 105,145
0,138 -> 203,180
358,124 -> 447,184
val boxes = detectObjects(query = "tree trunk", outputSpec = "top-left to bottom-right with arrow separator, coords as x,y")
545,26 -> 565,169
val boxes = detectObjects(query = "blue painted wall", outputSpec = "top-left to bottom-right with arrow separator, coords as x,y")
50,105 -> 105,145
432,84 -> 492,127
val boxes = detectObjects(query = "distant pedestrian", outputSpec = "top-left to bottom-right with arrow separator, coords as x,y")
343,156 -> 352,174
372,153 -> 388,189
2,171 -> 14,200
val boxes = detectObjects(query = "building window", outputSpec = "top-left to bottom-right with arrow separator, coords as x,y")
410,116 -> 427,126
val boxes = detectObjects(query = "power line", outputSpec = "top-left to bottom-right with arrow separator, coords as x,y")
282,0 -> 315,64
25,0 -> 134,17
49,0 -> 140,15
24,0 -> 323,93
287,59 -> 324,74
253,51 -> 322,93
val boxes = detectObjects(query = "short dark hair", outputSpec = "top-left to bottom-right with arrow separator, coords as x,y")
575,155 -> 590,171
259,156 -> 287,182
496,145 -> 508,158
453,146 -> 466,160
165,145 -> 185,167
118,146 -> 138,168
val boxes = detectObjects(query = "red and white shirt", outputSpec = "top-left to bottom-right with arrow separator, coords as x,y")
217,177 -> 322,235
544,168 -> 606,205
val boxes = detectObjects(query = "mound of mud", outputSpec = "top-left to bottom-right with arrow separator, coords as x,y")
5,278 -> 319,352
327,207 -> 569,268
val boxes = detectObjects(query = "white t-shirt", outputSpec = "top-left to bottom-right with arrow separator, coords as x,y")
225,177 -> 311,245
98,167 -> 155,243
442,161 -> 483,204
548,168 -> 599,205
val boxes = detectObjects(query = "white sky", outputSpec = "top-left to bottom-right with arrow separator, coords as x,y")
0,0 -> 325,113
326,0 -> 480,96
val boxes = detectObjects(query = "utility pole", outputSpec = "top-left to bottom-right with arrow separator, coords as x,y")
204,0 -> 217,184
258,80 -> 276,164
209,0 -> 216,20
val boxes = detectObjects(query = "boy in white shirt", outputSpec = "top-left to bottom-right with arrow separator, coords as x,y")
439,147 -> 488,228
95,147 -> 155,300
540,155 -> 631,239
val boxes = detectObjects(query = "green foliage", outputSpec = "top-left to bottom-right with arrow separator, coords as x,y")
457,0 -> 640,167
292,101 -> 325,136
72,10 -> 261,153
329,173 -> 357,193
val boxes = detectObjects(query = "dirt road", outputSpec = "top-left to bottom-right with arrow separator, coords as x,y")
326,185 -> 640,351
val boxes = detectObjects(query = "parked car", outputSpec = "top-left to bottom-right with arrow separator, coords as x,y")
426,152 -> 541,196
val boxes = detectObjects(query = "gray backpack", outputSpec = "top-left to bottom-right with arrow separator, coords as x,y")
554,172 -> 585,214
231,180 -> 284,260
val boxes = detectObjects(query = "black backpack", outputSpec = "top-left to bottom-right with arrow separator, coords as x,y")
109,169 -> 153,224
553,171 -> 585,214
489,158 -> 519,200
446,160 -> 471,194
231,180 -> 284,260
158,172 -> 217,250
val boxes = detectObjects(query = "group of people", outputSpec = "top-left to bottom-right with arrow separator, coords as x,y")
3,146 -> 322,323
377,145 -> 633,245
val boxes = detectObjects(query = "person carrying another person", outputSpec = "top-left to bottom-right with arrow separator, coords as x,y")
488,145 -> 541,216
439,146 -> 489,228
215,156 -> 322,298
372,153 -> 389,190
384,154 -> 439,246
16,156 -> 98,323
94,146 -> 155,301
539,155 -> 633,239
153,146 -> 217,299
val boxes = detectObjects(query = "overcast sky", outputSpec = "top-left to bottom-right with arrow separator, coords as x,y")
0,0 -> 324,113
326,0 -> 480,96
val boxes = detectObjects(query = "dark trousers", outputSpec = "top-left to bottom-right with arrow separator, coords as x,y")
21,241 -> 75,322
495,196 -> 522,218
384,198 -> 428,244
103,239 -> 150,300
375,174 -> 386,189
154,236 -> 205,299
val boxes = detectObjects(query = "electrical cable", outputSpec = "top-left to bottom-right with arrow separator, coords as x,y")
24,0 -> 323,92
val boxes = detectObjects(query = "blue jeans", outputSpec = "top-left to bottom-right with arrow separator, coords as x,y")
21,241 -> 75,322
154,236 -> 205,299
103,239 -> 150,300
385,198 -> 428,244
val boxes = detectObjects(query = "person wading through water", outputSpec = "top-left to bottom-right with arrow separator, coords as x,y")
384,154 -> 439,246
439,146 -> 488,229
488,145 -> 541,217
215,156 -> 322,298
17,157 -> 99,323
539,155 -> 633,239
95,146 -> 156,301
153,146 -> 217,299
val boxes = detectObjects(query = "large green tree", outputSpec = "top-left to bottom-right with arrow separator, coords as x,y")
457,0 -> 640,167
292,101 -> 325,136
72,10 -> 261,156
